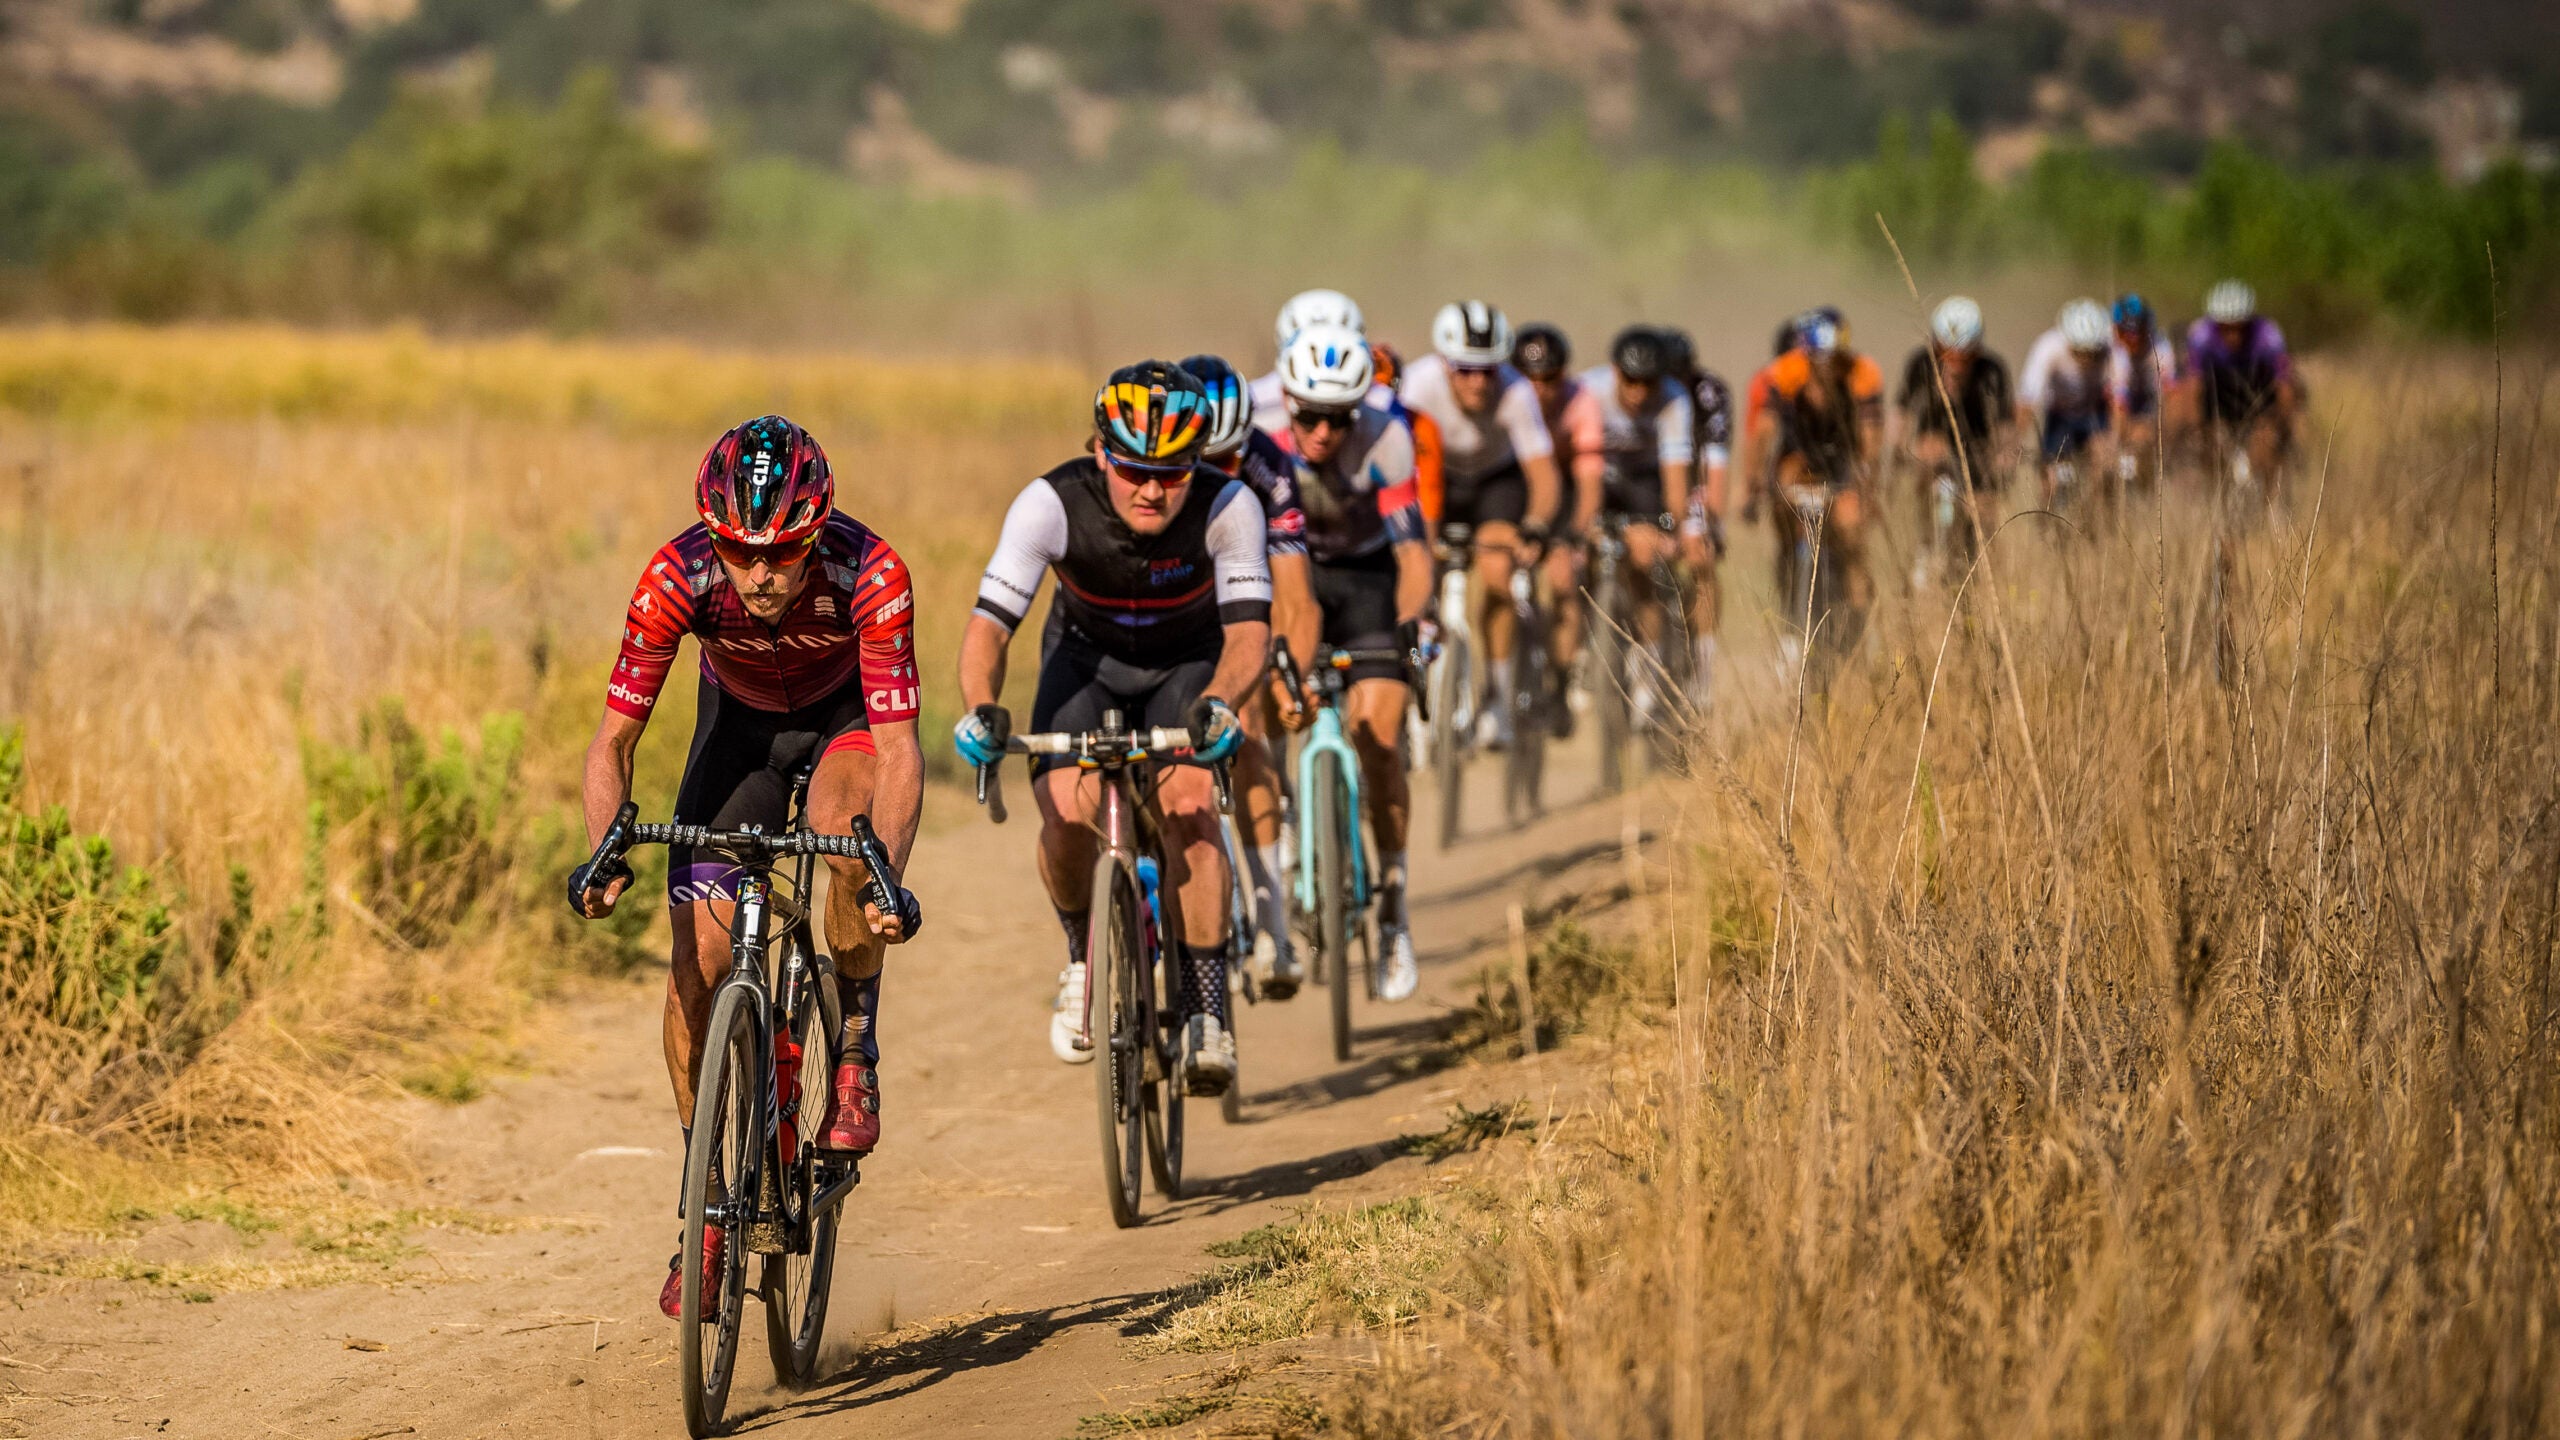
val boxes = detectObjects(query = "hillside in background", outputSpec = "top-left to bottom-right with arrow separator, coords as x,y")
1,0 -> 2556,346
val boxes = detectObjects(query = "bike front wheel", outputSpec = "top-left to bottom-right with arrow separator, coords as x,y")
681,987 -> 756,1437
1310,751 -> 1355,1065
1089,856 -> 1148,1228
763,958 -> 842,1388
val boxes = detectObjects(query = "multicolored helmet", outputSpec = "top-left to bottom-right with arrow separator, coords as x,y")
1176,354 -> 1253,459
2111,293 -> 2153,333
1432,300 -> 1514,367
1094,360 -> 1212,468
696,415 -> 833,547
1794,307 -> 1845,357
1511,323 -> 1571,379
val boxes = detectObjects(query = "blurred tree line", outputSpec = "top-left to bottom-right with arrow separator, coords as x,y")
0,0 -> 2553,339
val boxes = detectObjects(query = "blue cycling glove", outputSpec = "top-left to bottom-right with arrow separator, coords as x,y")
1189,695 -> 1242,763
954,704 -> 1010,769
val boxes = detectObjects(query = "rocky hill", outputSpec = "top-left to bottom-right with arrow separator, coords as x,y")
4,0 -> 2554,207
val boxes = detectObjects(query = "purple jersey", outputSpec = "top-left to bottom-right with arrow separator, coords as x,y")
2185,316 -> 2293,386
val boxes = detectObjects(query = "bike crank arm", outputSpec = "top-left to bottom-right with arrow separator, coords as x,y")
810,1158 -> 863,1217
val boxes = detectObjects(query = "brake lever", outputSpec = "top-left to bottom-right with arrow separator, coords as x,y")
977,761 -> 1009,826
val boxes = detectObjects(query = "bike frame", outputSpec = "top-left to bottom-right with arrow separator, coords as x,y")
1292,671 -> 1372,920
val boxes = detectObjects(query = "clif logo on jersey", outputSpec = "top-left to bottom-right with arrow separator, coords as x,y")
1149,557 -> 1195,586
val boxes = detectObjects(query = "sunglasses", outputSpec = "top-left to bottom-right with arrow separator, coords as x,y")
1287,404 -> 1360,433
711,533 -> 817,570
1103,452 -> 1195,486
1452,363 -> 1500,378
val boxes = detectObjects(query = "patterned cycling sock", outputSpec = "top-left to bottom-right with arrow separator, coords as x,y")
1185,942 -> 1233,1030
838,971 -> 881,1069
1379,853 -> 1409,928
1056,907 -> 1090,969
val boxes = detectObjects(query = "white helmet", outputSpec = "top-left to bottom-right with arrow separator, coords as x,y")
2059,298 -> 2109,352
1274,289 -> 1364,354
1930,295 -> 1984,350
1432,300 -> 1513,367
1277,322 -> 1374,409
2205,279 -> 2255,325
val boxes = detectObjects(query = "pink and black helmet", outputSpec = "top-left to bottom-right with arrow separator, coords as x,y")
696,415 -> 833,547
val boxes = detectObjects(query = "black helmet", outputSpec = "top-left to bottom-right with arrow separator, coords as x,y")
1093,359 -> 1212,468
1511,323 -> 1571,379
1609,325 -> 1668,384
1655,326 -> 1699,383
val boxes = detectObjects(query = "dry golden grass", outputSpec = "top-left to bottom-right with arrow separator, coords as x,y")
0,322 -> 1085,1241
1319,351 -> 2560,1435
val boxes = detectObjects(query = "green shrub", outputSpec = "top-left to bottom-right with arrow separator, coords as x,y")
303,700 -> 525,948
0,729 -> 178,1040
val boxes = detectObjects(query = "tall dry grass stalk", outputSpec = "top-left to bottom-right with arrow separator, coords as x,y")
0,324 -> 1083,1194
1348,354 -> 2560,1435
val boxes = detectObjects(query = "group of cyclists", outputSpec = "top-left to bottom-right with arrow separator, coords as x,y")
563,275 -> 2301,1324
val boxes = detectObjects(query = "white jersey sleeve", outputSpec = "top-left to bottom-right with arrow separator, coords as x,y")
1206,479 -> 1274,624
2018,331 -> 2069,413
1497,373 -> 1555,464
1658,390 -> 1696,469
972,480 -> 1067,633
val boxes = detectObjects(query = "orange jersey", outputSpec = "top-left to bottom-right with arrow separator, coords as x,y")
1406,406 -> 1446,526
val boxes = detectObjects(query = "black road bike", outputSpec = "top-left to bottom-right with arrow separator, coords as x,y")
575,788 -> 902,1438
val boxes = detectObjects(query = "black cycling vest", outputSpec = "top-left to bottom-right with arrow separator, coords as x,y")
1043,456 -> 1230,664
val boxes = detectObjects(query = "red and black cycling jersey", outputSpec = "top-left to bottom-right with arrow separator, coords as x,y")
607,512 -> 921,726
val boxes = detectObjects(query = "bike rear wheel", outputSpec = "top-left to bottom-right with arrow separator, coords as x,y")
1089,856 -> 1147,1228
1311,752 -> 1355,1065
1506,613 -> 1547,825
1432,638 -> 1468,849
762,957 -> 842,1388
681,988 -> 756,1438
1588,566 -> 1630,797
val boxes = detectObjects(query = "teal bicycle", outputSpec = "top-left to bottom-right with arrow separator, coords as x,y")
1272,638 -> 1421,1063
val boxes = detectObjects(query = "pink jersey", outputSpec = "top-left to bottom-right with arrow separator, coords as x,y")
608,512 -> 921,725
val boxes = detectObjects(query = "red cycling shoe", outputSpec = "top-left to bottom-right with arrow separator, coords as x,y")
658,1224 -> 725,1321
820,1063 -> 879,1153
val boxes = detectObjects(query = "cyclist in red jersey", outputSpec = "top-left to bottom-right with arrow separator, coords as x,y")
569,415 -> 924,1321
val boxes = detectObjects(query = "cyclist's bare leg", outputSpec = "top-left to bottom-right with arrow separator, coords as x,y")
805,746 -> 889,984
1346,678 -> 1412,861
1472,521 -> 1522,663
665,899 -> 737,1120
1623,524 -> 1672,651
1827,486 -> 1874,628
2248,411 -> 2290,508
1150,765 -> 1231,953
1543,542 -> 1585,672
1032,766 -> 1105,918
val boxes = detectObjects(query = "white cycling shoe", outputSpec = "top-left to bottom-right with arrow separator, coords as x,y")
1376,921 -> 1420,1003
1183,1014 -> 1237,1097
1254,929 -> 1304,1000
1050,962 -> 1093,1065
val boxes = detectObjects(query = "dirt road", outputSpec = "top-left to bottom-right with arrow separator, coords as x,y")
7,749 -> 1648,1440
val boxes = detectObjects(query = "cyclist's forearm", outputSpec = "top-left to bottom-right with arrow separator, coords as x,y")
1272,554 -> 1320,671
1570,455 -> 1605,530
957,614 -> 1011,711
582,710 -> 646,847
1701,459 -> 1730,517
1208,621 -> 1272,709
868,720 -> 925,868
1522,454 -> 1563,529
1393,542 -> 1432,623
